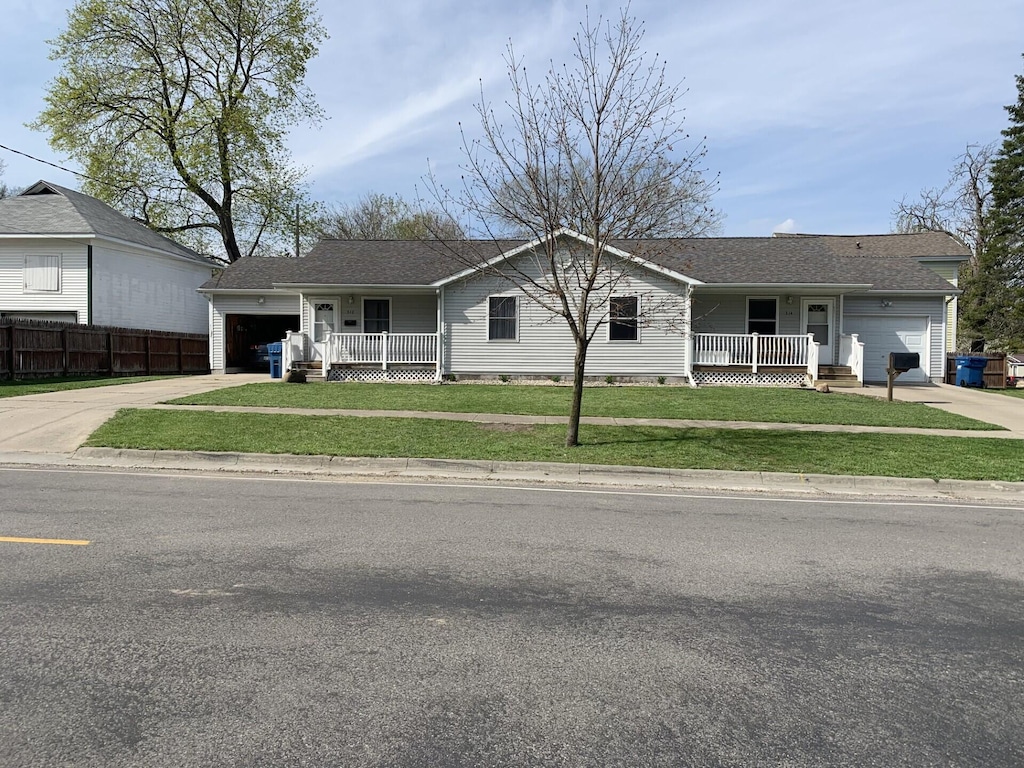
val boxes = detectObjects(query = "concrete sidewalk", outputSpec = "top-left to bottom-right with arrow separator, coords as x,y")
0,374 -> 266,453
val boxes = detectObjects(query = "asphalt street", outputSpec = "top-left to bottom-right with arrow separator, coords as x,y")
1,468 -> 1022,767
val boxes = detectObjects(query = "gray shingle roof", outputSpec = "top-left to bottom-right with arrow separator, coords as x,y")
618,233 -> 969,291
201,231 -> 970,293
0,181 -> 215,266
201,239 -> 519,290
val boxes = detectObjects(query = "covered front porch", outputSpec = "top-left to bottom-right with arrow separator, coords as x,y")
687,331 -> 863,387
283,330 -> 440,382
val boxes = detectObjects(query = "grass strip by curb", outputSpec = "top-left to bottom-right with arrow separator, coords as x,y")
87,409 -> 1024,482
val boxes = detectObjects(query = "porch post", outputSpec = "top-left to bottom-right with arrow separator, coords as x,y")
807,333 -> 819,380
381,331 -> 388,371
435,288 -> 443,382
751,333 -> 759,374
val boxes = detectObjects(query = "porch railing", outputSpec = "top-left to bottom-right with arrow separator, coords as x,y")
839,333 -> 864,384
326,332 -> 438,369
692,333 -> 815,373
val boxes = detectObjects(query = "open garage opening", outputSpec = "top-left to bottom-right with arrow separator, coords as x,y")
225,314 -> 299,370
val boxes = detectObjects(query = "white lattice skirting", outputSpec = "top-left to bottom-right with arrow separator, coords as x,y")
327,367 -> 436,383
691,370 -> 807,387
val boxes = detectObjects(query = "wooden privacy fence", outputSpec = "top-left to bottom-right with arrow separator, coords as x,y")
944,352 -> 1007,388
0,319 -> 209,379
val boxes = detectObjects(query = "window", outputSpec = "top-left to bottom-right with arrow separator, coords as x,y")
488,296 -> 517,340
747,298 -> 777,335
363,298 -> 390,333
24,255 -> 60,293
609,296 -> 638,341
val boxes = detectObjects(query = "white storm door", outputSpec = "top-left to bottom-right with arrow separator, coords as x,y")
802,299 -> 835,365
312,301 -> 336,360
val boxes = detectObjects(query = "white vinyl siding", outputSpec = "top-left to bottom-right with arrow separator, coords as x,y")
90,243 -> 211,334
0,241 -> 87,321
24,254 -> 60,292
443,251 -> 690,377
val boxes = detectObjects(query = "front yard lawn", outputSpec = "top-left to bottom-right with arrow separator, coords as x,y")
168,382 -> 1001,431
87,409 -> 1024,481
0,375 -> 177,398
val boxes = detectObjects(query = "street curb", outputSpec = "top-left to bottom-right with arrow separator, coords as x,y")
26,447 -> 1019,504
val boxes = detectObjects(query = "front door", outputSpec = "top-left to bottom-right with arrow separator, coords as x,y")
312,301 -> 336,360
802,298 -> 835,365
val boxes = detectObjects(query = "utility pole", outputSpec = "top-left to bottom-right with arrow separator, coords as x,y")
294,203 -> 300,258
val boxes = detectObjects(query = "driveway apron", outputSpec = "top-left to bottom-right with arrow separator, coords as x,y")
0,374 -> 266,453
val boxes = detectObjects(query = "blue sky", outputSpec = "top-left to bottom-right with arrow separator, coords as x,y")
1,0 -> 1022,236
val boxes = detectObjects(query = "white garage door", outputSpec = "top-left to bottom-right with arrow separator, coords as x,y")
843,315 -> 930,383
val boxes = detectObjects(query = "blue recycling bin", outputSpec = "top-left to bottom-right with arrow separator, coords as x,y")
955,355 -> 986,388
267,342 -> 283,379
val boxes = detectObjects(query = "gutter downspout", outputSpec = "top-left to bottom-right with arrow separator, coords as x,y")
86,244 -> 93,325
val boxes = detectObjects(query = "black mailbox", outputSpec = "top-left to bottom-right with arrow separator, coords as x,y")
889,352 -> 919,373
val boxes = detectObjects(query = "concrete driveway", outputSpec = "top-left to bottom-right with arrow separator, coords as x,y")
0,374 -> 266,453
856,382 -> 1024,436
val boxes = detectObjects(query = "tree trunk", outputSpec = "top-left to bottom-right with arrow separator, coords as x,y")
566,338 -> 588,447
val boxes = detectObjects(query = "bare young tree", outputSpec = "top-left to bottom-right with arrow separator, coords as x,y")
314,193 -> 463,240
893,143 -> 994,277
427,7 -> 718,447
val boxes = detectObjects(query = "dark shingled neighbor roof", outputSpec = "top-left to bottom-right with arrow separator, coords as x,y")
0,181 -> 214,266
201,231 -> 970,293
201,239 -> 520,290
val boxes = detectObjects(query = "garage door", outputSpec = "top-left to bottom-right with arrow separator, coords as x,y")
843,315 -> 929,383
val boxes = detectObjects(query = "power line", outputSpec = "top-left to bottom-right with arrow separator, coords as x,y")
0,141 -> 312,235
0,143 -> 98,184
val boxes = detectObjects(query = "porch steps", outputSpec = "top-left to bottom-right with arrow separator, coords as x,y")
291,360 -> 324,380
815,365 -> 860,388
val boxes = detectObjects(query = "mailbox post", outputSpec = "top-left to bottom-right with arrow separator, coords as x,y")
886,352 -> 920,401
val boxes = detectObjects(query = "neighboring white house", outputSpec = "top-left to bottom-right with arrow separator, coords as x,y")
200,229 -> 970,385
0,181 -> 216,333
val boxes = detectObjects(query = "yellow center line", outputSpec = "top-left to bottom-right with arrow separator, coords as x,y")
0,536 -> 91,546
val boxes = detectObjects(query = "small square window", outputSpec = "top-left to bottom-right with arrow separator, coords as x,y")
609,296 -> 638,341
488,296 -> 517,340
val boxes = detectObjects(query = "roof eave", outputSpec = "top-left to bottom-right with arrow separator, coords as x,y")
693,282 -> 873,292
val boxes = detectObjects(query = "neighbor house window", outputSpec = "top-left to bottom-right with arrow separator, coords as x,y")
488,296 -> 518,340
747,297 -> 777,335
609,296 -> 639,341
24,254 -> 60,293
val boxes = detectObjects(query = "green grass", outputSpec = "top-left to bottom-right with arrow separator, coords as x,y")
0,375 -> 178,398
168,382 -> 1001,430
86,409 -> 1024,481
991,387 -> 1024,399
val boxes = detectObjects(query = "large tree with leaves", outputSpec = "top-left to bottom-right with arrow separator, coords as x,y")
428,7 -> 717,447
981,58 -> 1024,350
34,0 -> 326,262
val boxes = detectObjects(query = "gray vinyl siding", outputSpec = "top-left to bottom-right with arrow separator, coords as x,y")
301,293 -> 437,335
691,293 -> 802,335
209,293 -> 300,371
842,295 -> 946,382
442,257 -> 690,377
0,239 -> 89,322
